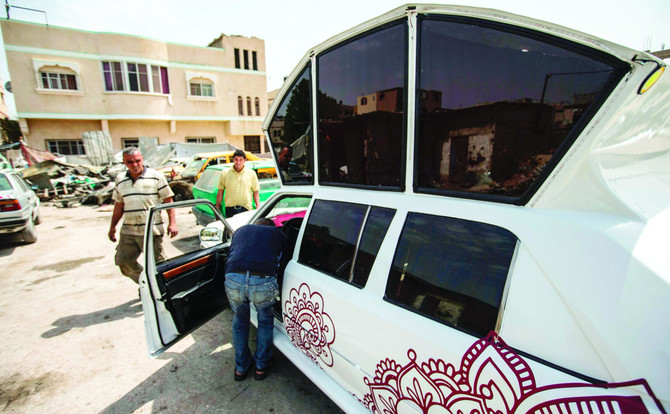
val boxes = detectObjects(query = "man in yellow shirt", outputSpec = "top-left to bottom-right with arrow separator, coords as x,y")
216,150 -> 260,217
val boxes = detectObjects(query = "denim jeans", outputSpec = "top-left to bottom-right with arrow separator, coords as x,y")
224,272 -> 279,374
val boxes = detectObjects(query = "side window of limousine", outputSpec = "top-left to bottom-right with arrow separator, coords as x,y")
415,16 -> 627,204
316,19 -> 407,190
269,65 -> 314,184
298,200 -> 395,287
385,213 -> 517,337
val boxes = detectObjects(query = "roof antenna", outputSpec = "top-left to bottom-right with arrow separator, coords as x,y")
5,0 -> 49,26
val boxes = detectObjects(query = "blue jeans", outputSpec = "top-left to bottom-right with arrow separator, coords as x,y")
224,272 -> 278,374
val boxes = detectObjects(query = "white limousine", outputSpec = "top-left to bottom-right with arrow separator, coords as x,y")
139,4 -> 669,413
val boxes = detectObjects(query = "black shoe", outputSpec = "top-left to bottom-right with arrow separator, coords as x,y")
234,363 -> 253,382
254,359 -> 272,381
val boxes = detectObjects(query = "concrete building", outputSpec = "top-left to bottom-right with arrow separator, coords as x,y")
0,19 -> 268,156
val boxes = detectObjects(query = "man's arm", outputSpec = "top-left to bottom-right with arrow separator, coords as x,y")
253,190 -> 260,210
216,189 -> 224,212
108,202 -> 124,242
163,196 -> 178,238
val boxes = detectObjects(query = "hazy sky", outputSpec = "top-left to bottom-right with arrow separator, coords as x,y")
1,0 -> 668,117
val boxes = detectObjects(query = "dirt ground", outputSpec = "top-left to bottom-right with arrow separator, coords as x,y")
0,204 -> 342,413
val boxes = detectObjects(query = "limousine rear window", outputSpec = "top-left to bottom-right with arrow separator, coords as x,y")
415,16 -> 628,204
299,200 -> 395,287
269,64 -> 314,184
317,19 -> 407,189
385,213 -> 517,337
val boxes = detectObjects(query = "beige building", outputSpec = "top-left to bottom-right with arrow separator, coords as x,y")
0,19 -> 268,156
0,75 -> 8,119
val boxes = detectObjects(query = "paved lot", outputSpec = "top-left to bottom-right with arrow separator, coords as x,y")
0,204 -> 342,413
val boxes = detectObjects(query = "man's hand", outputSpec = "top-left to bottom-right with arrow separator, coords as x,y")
167,222 -> 178,238
108,227 -> 117,242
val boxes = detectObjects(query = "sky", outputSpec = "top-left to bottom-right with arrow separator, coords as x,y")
1,0 -> 669,117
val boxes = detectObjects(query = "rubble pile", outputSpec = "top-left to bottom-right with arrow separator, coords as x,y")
19,160 -> 124,207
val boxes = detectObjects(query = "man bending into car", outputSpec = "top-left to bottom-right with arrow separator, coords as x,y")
108,147 -> 178,284
224,217 -> 287,381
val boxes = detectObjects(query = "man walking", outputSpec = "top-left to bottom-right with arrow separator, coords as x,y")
108,147 -> 178,283
224,218 -> 287,381
216,150 -> 260,218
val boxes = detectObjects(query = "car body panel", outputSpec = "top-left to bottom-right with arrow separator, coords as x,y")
139,4 -> 669,412
0,171 -> 40,238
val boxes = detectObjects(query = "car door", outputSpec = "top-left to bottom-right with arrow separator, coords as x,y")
140,199 -> 234,357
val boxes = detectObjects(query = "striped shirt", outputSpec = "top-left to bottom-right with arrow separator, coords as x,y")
112,168 -> 174,236
217,166 -> 259,211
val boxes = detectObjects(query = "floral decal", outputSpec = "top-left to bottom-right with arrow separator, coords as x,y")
283,283 -> 336,367
363,332 -> 661,414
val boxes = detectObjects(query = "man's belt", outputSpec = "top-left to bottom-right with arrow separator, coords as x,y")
246,270 -> 274,278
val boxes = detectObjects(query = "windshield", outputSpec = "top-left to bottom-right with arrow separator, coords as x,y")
181,159 -> 206,177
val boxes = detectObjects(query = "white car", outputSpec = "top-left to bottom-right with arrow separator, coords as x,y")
0,170 -> 41,243
139,4 -> 669,413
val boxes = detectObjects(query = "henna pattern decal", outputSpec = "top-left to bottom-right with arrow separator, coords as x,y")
283,283 -> 336,367
363,332 -> 662,414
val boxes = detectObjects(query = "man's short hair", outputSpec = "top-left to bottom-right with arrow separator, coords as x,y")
233,150 -> 246,159
254,218 -> 275,227
123,146 -> 141,157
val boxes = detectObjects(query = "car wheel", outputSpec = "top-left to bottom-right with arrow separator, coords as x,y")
34,208 -> 42,225
21,218 -> 37,243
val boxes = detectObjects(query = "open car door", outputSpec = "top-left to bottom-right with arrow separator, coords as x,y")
139,199 -> 234,357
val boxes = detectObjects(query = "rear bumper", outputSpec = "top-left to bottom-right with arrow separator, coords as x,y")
0,217 -> 29,233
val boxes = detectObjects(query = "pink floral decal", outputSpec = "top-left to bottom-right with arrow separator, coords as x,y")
363,332 -> 662,414
283,283 -> 336,367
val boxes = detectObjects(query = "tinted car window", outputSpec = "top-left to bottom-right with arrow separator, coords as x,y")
415,17 -> 626,203
317,20 -> 406,189
385,213 -> 517,337
0,174 -> 12,191
299,200 -> 395,287
269,65 -> 313,184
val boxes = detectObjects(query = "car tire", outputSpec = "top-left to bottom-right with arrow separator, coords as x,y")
34,208 -> 42,225
21,218 -> 37,244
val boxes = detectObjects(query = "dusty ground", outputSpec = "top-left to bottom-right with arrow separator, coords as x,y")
0,204 -> 342,413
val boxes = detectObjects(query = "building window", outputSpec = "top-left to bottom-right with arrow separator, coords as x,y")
127,63 -> 150,92
234,48 -> 241,69
238,96 -> 244,116
186,137 -> 215,144
46,139 -> 85,155
102,61 -> 169,94
40,72 -> 78,90
244,135 -> 261,153
252,51 -> 258,71
385,213 -> 517,337
299,200 -> 395,287
246,97 -> 252,116
254,97 -> 261,116
122,138 -> 139,148
243,50 -> 249,70
189,81 -> 214,97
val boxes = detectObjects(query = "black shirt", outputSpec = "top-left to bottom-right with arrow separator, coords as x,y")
225,224 -> 288,276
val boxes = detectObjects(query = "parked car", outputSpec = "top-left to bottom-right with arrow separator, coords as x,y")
191,160 -> 280,224
0,170 -> 41,243
138,4 -> 669,413
179,151 -> 261,183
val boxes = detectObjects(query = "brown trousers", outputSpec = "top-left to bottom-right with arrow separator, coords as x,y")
115,233 -> 166,283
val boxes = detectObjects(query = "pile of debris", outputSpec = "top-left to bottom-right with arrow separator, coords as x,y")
19,160 -> 123,207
